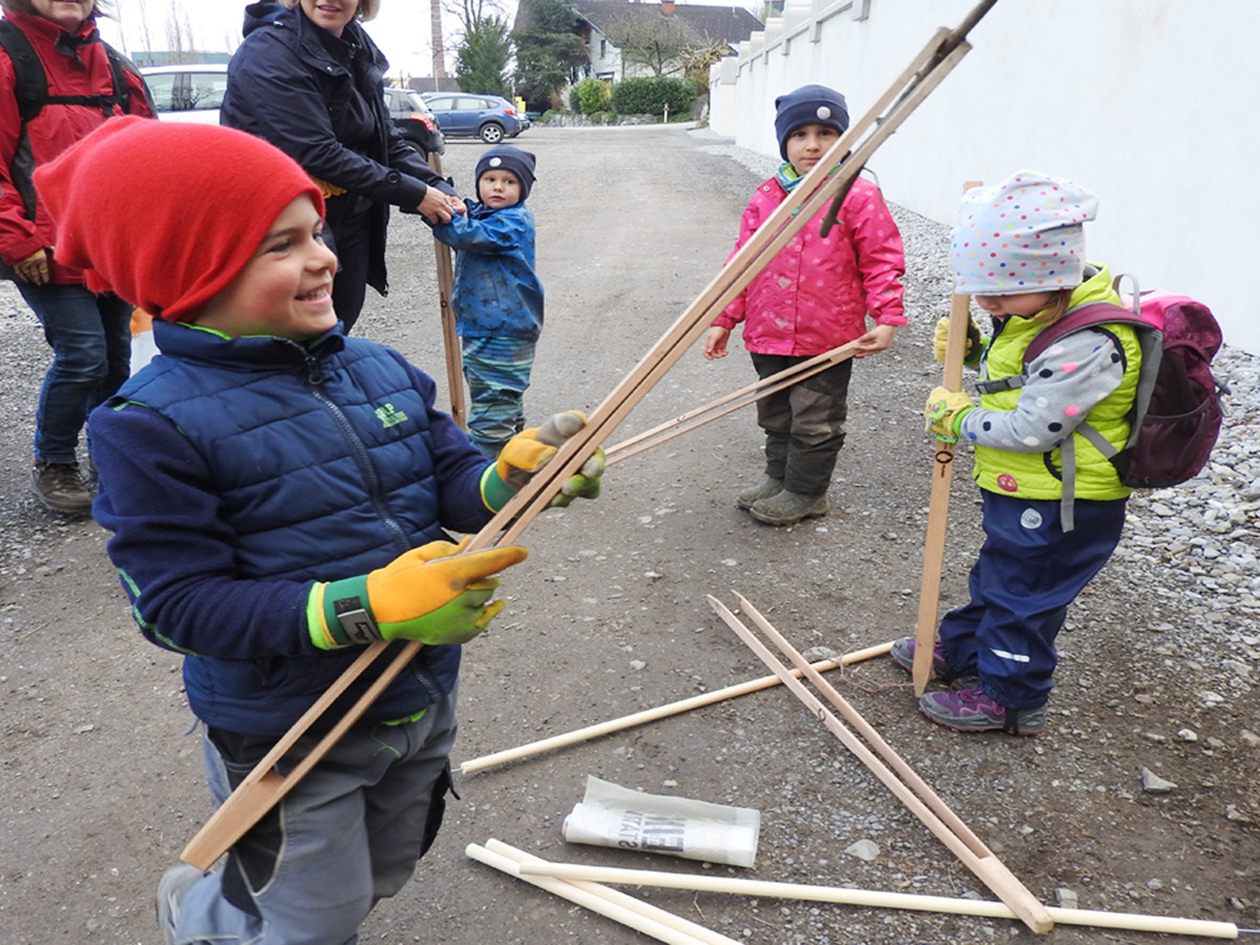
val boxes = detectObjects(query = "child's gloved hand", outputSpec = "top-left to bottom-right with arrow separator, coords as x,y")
924,386 -> 975,440
306,538 -> 528,650
932,317 -> 984,365
480,411 -> 605,511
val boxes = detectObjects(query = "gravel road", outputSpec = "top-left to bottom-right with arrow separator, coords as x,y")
1,124 -> 1256,945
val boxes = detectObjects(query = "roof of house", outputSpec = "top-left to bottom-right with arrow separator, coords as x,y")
571,1 -> 763,48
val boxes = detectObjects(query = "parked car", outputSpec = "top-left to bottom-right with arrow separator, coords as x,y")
140,63 -> 228,124
382,86 -> 445,156
420,93 -> 526,144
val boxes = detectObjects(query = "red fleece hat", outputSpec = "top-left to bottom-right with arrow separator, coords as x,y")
34,116 -> 325,323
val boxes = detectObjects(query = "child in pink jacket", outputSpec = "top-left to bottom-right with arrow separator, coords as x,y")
704,84 -> 906,526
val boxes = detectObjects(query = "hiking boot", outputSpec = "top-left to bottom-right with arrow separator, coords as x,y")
749,489 -> 828,526
735,475 -> 783,510
31,461 -> 93,515
889,636 -> 979,688
156,863 -> 203,945
919,687 -> 1046,736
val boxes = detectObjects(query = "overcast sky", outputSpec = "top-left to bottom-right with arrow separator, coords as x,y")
95,0 -> 761,81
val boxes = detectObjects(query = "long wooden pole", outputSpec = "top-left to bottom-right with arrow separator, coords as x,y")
457,639 -> 892,776
515,862 -> 1241,940
484,839 -> 743,945
180,8 -> 992,869
707,595 -> 1053,933
465,843 -> 715,945
605,341 -> 860,467
911,180 -> 982,694
428,151 -> 466,428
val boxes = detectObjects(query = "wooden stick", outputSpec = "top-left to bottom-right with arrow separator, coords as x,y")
912,179 -> 982,694
457,640 -> 892,776
606,342 -> 860,467
180,13 -> 985,868
515,862 -> 1240,940
485,839 -> 743,945
428,151 -> 466,429
466,842 -> 712,945
706,595 -> 1053,934
732,593 -> 984,851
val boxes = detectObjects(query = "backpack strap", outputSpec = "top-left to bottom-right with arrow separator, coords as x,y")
0,21 -> 134,120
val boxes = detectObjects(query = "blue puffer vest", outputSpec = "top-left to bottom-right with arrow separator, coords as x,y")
119,322 -> 461,736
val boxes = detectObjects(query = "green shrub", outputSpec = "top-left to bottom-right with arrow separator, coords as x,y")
610,76 -> 695,117
573,78 -> 611,115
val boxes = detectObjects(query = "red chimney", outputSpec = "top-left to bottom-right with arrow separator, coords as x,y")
660,0 -> 677,16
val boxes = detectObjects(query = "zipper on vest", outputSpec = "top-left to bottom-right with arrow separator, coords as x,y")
304,359 -> 411,553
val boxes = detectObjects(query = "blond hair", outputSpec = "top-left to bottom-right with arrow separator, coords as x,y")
1034,289 -> 1074,328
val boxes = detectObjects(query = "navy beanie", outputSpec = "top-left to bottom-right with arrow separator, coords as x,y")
475,145 -> 537,202
774,84 -> 849,159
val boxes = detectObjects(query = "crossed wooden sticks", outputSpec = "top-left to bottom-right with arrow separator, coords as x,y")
707,591 -> 1055,933
180,1 -> 992,871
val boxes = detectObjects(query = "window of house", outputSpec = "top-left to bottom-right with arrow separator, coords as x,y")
599,38 -> 607,58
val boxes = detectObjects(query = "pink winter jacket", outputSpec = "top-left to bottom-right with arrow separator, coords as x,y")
714,175 -> 907,355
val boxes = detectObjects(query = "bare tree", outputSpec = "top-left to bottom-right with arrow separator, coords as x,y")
164,0 -> 198,63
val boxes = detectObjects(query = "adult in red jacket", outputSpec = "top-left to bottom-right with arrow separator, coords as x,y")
0,0 -> 154,515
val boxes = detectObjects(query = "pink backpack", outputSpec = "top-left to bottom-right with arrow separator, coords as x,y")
1022,282 -> 1227,489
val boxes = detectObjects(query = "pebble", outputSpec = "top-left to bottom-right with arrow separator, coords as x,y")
844,839 -> 880,862
1140,768 -> 1177,794
1055,887 -> 1079,909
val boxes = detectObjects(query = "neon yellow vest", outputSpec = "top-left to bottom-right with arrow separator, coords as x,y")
972,265 -> 1141,501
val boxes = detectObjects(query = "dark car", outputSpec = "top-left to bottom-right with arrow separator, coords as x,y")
383,87 -> 445,156
420,93 -> 526,144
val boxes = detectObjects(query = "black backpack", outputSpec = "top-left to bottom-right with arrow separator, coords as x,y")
0,19 -> 143,219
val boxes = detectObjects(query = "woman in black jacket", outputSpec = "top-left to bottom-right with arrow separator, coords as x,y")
222,0 -> 460,331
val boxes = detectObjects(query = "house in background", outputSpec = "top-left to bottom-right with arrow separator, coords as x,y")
573,0 -> 763,81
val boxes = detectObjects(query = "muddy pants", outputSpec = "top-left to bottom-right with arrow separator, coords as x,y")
751,353 -> 852,496
169,692 -> 457,945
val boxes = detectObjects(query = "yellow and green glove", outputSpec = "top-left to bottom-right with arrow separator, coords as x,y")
932,317 -> 985,366
924,386 -> 975,441
307,538 -> 527,650
480,410 -> 606,512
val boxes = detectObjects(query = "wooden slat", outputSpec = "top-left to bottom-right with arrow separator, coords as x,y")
912,180 -> 983,694
707,594 -> 1053,933
428,151 -> 466,429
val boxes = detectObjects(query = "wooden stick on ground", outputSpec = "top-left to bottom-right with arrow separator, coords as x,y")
606,341 -> 860,467
457,639 -> 892,776
707,594 -> 1053,934
912,179 -> 982,694
484,839 -> 742,945
515,861 -> 1241,940
466,841 -> 726,945
180,6 -> 992,869
428,151 -> 466,428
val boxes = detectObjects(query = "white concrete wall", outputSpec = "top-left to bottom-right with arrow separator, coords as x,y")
710,0 -> 1260,354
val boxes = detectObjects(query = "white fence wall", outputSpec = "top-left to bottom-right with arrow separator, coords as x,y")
709,0 -> 1260,354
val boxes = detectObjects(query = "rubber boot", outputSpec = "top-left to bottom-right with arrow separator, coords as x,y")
735,475 -> 783,511
749,489 -> 828,526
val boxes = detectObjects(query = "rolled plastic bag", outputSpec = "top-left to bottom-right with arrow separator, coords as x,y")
561,775 -> 760,868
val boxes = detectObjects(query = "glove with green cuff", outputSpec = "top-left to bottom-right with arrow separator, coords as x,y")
480,410 -> 606,512
924,385 -> 975,441
932,316 -> 985,366
307,538 -> 527,650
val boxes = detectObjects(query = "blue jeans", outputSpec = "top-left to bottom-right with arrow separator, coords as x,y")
938,491 -> 1127,709
22,283 -> 131,464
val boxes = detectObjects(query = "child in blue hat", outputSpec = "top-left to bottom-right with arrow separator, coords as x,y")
434,145 -> 543,457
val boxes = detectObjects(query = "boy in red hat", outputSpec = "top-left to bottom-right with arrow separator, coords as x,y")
33,116 -> 603,945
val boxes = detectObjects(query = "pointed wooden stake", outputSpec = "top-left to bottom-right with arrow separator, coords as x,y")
428,151 -> 466,429
912,179 -> 983,695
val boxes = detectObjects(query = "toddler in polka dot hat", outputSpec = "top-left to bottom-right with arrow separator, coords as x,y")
906,169 -> 1142,738
951,170 -> 1099,296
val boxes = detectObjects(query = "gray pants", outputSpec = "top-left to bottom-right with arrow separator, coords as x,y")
751,353 -> 853,496
170,693 -> 458,945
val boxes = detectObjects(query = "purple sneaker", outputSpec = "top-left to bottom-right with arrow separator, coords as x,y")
919,687 -> 1046,736
889,637 -> 978,688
